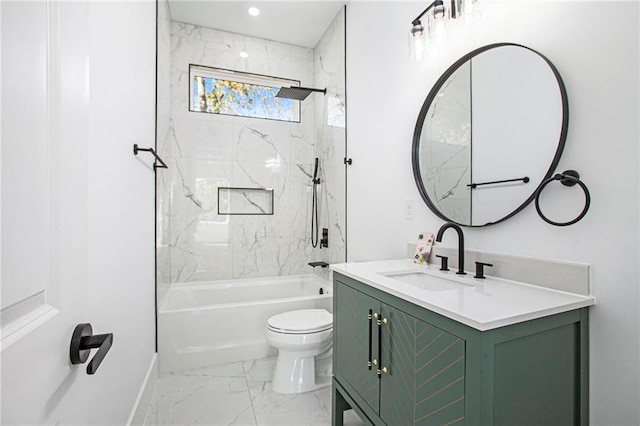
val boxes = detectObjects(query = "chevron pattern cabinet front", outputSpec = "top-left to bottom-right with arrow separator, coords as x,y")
334,278 -> 466,425
379,304 -> 465,425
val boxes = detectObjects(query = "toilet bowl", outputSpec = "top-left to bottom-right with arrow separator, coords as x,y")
265,309 -> 333,394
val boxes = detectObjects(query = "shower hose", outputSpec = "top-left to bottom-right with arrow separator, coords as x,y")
311,178 -> 319,248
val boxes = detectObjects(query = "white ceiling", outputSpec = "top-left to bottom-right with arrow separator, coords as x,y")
168,1 -> 346,48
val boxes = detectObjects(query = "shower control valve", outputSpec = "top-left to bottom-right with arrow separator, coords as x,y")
320,228 -> 328,248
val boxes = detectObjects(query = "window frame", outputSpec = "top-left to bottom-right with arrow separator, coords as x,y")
188,64 -> 301,123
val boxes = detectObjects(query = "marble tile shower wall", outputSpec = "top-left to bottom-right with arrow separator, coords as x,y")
157,16 -> 345,285
313,8 -> 346,281
156,0 -> 171,298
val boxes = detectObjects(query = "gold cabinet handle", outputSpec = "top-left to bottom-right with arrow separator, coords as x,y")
377,366 -> 388,375
372,358 -> 378,366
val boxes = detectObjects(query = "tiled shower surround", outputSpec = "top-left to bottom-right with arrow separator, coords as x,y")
156,8 -> 346,290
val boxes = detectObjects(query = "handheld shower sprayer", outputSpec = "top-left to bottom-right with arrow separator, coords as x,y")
313,158 -> 320,184
311,158 -> 320,248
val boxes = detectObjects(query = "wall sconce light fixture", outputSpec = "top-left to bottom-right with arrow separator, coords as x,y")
409,0 -> 482,61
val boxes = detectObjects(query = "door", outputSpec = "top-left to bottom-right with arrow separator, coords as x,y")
1,1 -> 156,424
334,280 -> 381,414
379,303 -> 466,425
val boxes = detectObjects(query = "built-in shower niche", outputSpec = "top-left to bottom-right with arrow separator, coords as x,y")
218,187 -> 274,215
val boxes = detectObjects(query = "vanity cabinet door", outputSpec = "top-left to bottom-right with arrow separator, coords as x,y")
334,281 -> 381,415
379,303 -> 466,426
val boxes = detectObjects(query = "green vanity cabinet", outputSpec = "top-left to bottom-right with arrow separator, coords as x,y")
334,276 -> 465,425
378,302 -> 466,425
332,272 -> 589,426
334,282 -> 381,414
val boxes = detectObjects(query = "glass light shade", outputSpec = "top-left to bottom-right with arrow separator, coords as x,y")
458,0 -> 482,25
432,0 -> 446,19
409,24 -> 427,61
428,12 -> 450,43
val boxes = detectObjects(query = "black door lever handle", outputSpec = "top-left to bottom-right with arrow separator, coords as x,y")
70,323 -> 113,375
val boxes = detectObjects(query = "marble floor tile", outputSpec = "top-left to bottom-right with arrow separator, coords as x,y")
243,358 -> 331,426
144,363 -> 256,426
143,358 -> 365,426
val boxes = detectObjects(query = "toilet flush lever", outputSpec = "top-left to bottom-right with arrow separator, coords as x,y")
70,323 -> 113,375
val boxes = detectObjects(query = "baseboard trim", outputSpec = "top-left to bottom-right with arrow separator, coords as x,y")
126,353 -> 158,426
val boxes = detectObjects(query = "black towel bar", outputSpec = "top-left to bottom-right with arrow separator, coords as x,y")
133,144 -> 167,170
467,176 -> 529,189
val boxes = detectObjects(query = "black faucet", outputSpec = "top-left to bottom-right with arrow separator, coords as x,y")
435,222 -> 466,275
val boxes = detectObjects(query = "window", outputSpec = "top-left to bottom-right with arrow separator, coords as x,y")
189,65 -> 300,122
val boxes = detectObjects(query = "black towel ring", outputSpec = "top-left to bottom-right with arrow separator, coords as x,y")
535,170 -> 590,226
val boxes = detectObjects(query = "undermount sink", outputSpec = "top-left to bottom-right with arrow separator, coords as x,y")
381,270 -> 473,292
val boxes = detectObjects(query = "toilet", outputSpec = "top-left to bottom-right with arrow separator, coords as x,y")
265,308 -> 333,394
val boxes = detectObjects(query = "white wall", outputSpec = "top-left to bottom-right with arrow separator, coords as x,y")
346,1 -> 639,424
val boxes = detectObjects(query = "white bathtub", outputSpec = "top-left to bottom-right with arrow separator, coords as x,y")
157,274 -> 332,373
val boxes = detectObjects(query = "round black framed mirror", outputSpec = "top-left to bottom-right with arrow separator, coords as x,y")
412,43 -> 569,227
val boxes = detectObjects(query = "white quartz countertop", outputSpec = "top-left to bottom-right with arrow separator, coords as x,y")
331,259 -> 595,331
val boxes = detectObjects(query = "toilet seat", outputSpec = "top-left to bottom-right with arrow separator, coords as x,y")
267,309 -> 332,334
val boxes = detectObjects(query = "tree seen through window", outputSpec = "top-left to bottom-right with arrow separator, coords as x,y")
190,66 -> 299,122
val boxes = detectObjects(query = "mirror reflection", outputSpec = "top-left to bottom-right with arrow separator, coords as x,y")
413,43 -> 568,226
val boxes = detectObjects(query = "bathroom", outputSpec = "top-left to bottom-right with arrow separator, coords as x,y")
1,1 -> 638,425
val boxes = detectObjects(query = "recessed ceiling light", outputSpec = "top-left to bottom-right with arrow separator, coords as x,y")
239,51 -> 249,59
248,7 -> 260,16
